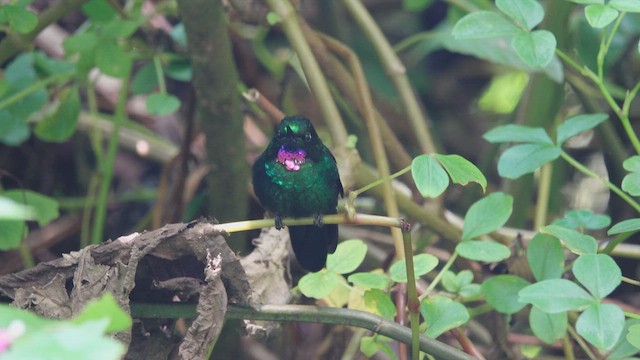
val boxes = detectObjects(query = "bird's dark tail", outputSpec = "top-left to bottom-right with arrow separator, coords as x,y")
288,224 -> 338,272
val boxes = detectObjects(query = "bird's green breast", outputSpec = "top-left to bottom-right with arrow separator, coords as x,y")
256,155 -> 339,217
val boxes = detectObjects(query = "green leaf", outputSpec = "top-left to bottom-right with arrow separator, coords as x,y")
627,324 -> 640,350
403,0 -> 434,12
497,143 -> 561,179
438,26 -> 563,82
609,320 -> 640,358
576,303 -> 625,350
609,0 -> 640,12
456,240 -> 511,262
452,11 -> 520,39
71,293 -> 132,333
585,4 -> 619,28
519,279 -> 595,313
34,86 -> 80,142
131,63 -> 158,95
81,0 -> 115,23
411,154 -> 449,198
102,19 -> 139,38
540,225 -> 598,254
527,233 -> 564,281
552,209 -> 611,230
482,275 -> 530,314
496,0 -> 544,30
389,253 -> 438,283
622,156 -> 640,196
441,270 -> 474,293
431,154 -> 487,192
608,218 -> 640,235
0,111 -> 30,146
298,271 -> 340,299
165,59 -> 192,82
3,190 -> 59,226
529,306 -> 567,344
483,124 -> 552,144
566,0 -> 603,4
95,40 -> 131,78
364,289 -> 396,320
360,336 -> 396,359
63,32 -> 99,55
512,30 -> 557,68
0,196 -> 35,221
573,254 -> 621,299
420,296 -> 469,338
146,93 -> 181,116
348,272 -> 390,289
4,5 -> 37,34
462,192 -> 513,241
0,220 -> 27,250
326,239 -> 368,274
4,319 -> 126,360
556,113 -> 608,145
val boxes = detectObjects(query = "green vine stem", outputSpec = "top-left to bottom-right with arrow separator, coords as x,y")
560,151 -> 640,213
0,73 -> 71,111
342,0 -> 436,154
320,34 -> 405,262
218,213 -> 405,234
129,303 -> 476,360
90,70 -> 131,244
401,231 -> 420,360
534,162 -> 553,229
420,251 -> 459,302
265,0 -> 348,147
556,47 -> 640,155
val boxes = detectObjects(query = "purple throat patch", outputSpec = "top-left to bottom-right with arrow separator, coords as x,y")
277,146 -> 306,171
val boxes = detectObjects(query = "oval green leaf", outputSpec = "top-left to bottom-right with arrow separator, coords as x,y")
576,303 -> 625,350
299,271 -> 340,299
389,253 -> 438,283
146,93 -> 181,116
527,233 -> 564,281
432,154 -> 487,192
573,253 -> 621,299
483,124 -> 552,144
512,30 -> 557,68
35,86 -> 81,142
540,225 -> 598,255
364,289 -> 396,320
348,272 -> 390,290
609,0 -> 640,12
519,279 -> 595,313
482,275 -> 530,314
496,0 -> 544,30
556,113 -> 608,145
420,296 -> 469,338
608,218 -> 640,235
452,11 -> 520,39
497,143 -> 561,179
585,4 -> 619,28
326,239 -> 368,274
462,192 -> 513,241
530,306 -> 567,344
411,154 -> 449,198
456,240 -> 511,262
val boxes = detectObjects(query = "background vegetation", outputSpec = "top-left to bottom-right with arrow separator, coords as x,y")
0,0 -> 639,359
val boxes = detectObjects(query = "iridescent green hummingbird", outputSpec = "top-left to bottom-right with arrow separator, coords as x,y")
252,116 -> 343,272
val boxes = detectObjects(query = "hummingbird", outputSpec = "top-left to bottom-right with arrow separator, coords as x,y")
252,115 -> 343,272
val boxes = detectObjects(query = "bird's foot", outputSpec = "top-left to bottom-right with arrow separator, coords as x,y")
275,215 -> 284,230
313,213 -> 324,227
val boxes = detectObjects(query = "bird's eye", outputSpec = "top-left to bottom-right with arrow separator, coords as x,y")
304,132 -> 312,142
